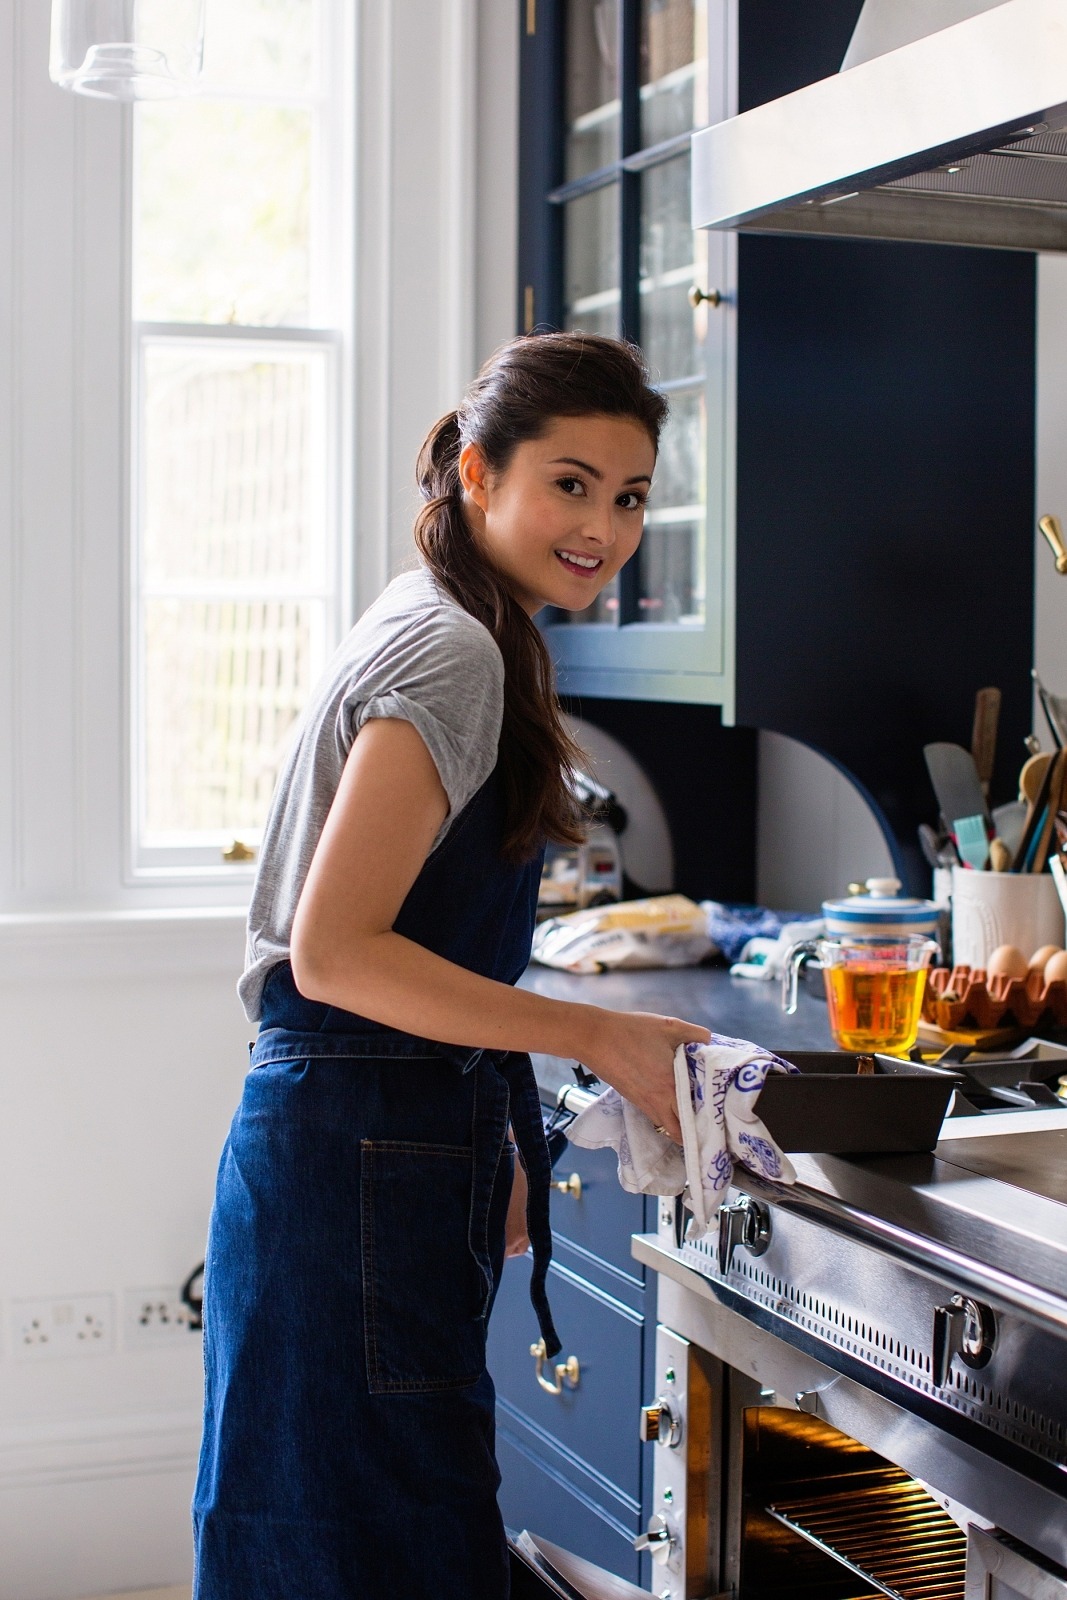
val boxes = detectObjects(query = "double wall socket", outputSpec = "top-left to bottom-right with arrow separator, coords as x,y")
7,1286 -> 200,1357
11,1293 -> 115,1358
124,1285 -> 199,1345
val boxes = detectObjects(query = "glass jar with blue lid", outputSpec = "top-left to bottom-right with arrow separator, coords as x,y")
822,878 -> 941,940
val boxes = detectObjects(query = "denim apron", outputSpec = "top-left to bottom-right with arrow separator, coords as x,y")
192,769 -> 560,1599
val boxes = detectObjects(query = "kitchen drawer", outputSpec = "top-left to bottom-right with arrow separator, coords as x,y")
496,1424 -> 644,1588
547,1140 -> 647,1287
488,1252 -> 644,1503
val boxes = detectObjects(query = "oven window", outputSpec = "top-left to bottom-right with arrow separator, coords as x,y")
742,1407 -> 967,1600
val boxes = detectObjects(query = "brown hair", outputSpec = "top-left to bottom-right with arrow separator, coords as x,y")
414,331 -> 669,861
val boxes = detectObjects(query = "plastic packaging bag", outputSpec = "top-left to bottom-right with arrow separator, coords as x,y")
531,894 -> 713,974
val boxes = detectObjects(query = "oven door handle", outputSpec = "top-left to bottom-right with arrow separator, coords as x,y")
733,1175 -> 1067,1342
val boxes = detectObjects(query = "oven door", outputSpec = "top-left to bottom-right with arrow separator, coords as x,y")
508,1530 -> 651,1599
966,1526 -> 1067,1600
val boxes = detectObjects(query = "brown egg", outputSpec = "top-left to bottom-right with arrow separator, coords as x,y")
1043,949 -> 1067,987
986,944 -> 1030,982
1029,944 -> 1062,972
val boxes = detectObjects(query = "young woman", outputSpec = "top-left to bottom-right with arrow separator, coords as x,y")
192,332 -> 711,1599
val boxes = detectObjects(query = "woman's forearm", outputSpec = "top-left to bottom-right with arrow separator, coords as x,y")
291,929 -> 603,1062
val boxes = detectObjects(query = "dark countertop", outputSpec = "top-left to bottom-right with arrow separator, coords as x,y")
517,964 -> 1067,1322
518,960 -> 833,1098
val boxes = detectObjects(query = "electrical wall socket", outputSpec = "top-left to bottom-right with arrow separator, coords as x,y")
124,1286 -> 199,1346
11,1293 -> 115,1358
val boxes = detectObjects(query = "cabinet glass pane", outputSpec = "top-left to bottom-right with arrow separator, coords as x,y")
564,185 -> 621,338
640,153 -> 708,384
640,0 -> 710,148
639,387 -> 705,624
565,0 -> 620,181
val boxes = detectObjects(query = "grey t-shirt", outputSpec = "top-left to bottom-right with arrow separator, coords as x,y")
239,566 -> 504,1021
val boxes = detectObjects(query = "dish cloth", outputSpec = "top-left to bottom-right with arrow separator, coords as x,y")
566,1036 -> 798,1239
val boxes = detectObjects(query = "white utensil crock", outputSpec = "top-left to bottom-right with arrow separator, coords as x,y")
950,865 -> 1066,968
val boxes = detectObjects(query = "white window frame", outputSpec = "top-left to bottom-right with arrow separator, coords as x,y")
125,4 -> 355,888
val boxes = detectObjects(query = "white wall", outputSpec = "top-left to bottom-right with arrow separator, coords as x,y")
0,2 -> 517,1596
756,733 -> 896,912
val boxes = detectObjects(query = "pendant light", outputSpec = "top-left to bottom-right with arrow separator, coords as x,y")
49,0 -> 205,100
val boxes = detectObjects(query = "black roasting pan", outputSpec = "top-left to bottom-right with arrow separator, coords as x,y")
754,1051 -> 960,1155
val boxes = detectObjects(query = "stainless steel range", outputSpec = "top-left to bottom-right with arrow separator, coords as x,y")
630,1077 -> 1067,1600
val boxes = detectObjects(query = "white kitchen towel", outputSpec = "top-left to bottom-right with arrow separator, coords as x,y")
566,1036 -> 798,1238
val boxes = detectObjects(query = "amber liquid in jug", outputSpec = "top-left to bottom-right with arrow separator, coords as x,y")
823,964 -> 929,1053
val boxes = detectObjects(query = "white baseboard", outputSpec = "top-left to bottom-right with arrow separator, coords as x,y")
83,1590 -> 189,1600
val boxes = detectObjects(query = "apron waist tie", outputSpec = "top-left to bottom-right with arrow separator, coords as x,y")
496,1051 -> 561,1360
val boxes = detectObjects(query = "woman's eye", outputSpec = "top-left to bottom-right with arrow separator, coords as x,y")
617,491 -> 646,511
556,476 -> 585,497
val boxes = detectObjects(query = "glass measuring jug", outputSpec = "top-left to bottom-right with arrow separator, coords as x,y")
783,936 -> 940,1053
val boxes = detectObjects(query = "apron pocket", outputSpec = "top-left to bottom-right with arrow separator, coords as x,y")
360,1139 -> 485,1394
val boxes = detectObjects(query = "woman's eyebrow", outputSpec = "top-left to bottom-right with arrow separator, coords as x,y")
548,456 -> 653,486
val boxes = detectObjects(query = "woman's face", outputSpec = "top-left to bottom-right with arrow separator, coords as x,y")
458,413 -> 656,616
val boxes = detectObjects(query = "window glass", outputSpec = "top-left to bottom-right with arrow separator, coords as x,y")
138,341 -> 332,844
200,0 -> 315,94
142,597 -> 319,839
141,344 -> 329,588
565,0 -> 620,180
134,101 -> 313,326
130,0 -> 346,866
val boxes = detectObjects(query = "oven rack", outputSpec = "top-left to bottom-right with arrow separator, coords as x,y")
767,1466 -> 966,1600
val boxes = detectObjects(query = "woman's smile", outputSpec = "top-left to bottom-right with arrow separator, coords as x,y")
554,548 -> 604,576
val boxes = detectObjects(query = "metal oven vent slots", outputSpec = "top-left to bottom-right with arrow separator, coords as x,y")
680,1237 -> 1067,1467
767,1466 -> 966,1600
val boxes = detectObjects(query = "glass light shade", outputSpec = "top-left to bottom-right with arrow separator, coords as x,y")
50,0 -> 205,99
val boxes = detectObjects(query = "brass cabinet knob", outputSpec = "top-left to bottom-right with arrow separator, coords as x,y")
550,1172 -> 582,1200
1039,513 -> 1067,574
688,284 -> 723,308
530,1337 -> 580,1395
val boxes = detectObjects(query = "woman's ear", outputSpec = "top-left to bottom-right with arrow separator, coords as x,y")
458,441 -> 490,514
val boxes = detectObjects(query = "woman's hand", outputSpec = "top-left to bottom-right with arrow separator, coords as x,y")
581,1010 -> 711,1144
504,1152 -> 530,1259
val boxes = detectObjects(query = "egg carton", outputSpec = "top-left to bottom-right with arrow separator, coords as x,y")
924,964 -> 1067,1032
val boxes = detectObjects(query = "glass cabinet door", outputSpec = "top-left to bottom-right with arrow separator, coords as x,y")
527,0 -> 737,709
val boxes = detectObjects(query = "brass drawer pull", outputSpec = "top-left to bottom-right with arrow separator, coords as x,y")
688,284 -> 723,308
530,1337 -> 580,1395
1039,512 -> 1067,573
550,1172 -> 582,1200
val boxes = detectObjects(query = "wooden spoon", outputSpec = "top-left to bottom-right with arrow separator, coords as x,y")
1013,752 -> 1057,871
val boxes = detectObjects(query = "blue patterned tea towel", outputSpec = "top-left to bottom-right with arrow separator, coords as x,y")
567,1036 -> 798,1239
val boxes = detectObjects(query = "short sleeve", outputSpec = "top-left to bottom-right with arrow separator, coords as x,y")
351,603 -> 504,822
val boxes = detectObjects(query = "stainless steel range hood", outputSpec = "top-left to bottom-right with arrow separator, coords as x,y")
691,0 -> 1067,251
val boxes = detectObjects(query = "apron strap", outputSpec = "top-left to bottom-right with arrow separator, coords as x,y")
497,1052 -> 561,1359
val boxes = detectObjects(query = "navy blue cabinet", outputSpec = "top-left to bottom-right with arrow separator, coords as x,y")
488,1136 -> 657,1586
520,0 -> 1038,892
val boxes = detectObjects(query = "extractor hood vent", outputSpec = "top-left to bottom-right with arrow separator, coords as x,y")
691,0 -> 1067,251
